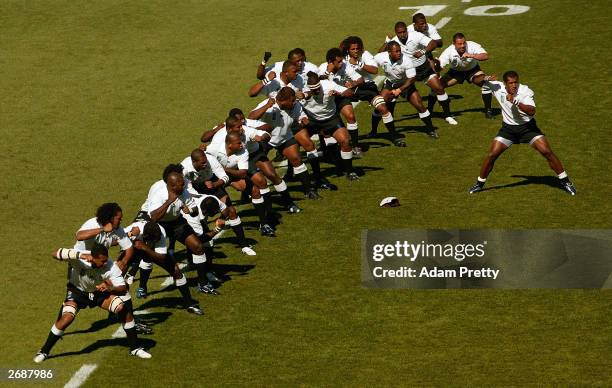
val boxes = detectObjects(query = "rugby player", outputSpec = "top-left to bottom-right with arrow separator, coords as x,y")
433,33 -> 494,119
183,195 -> 230,295
302,71 -> 359,181
257,48 -> 319,86
248,87 -> 327,197
341,36 -> 400,149
249,60 -> 305,99
468,71 -> 577,195
139,169 -> 206,314
374,41 -> 436,141
209,110 -> 302,214
380,21 -> 457,126
74,202 -> 134,272
123,220 -> 197,307
206,130 -> 276,236
33,244 -> 151,363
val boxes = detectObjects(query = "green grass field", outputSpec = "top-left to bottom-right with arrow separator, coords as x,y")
1,0 -> 611,386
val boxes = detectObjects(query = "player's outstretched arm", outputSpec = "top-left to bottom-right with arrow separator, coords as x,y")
247,98 -> 275,120
256,51 -> 272,80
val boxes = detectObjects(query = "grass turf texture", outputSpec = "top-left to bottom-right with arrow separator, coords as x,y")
1,0 -> 611,386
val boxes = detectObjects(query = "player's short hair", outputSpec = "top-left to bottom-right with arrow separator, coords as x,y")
228,108 -> 243,118
225,131 -> 241,144
288,48 -> 305,59
142,222 -> 162,243
453,32 -> 466,42
387,41 -> 401,51
200,196 -> 221,216
276,86 -> 295,102
191,148 -> 205,161
163,163 -> 183,182
394,21 -> 407,30
326,47 -> 343,63
503,70 -> 519,82
412,13 -> 426,22
96,203 -> 122,226
341,36 -> 364,55
225,116 -> 242,130
282,60 -> 297,72
91,243 -> 109,258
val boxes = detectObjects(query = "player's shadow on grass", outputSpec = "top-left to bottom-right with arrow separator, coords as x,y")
47,337 -> 157,360
483,175 -> 562,192
64,311 -> 173,337
438,106 -> 501,118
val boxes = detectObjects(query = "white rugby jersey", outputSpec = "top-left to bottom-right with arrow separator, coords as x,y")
209,124 -> 268,154
302,80 -> 347,121
260,77 -> 303,99
123,220 -> 167,254
407,23 -> 442,41
205,142 -> 249,170
268,60 -> 319,85
345,50 -> 377,83
141,180 -> 197,223
317,61 -> 361,87
253,99 -> 306,147
182,195 -> 226,236
374,52 -> 416,84
390,32 -> 432,67
181,155 -> 229,195
68,256 -> 125,293
74,218 -> 132,252
439,41 -> 486,71
485,81 -> 536,125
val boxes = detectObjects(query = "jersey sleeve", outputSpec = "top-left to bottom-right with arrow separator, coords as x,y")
518,86 -> 535,106
438,46 -> 452,68
154,230 -> 167,254
207,153 -> 229,183
114,228 -> 133,251
78,218 -> 100,232
428,24 -> 442,40
106,263 -> 126,288
261,81 -> 279,97
330,81 -> 348,94
236,151 -> 249,170
468,41 -> 487,55
485,80 -> 503,93
146,188 -> 167,215
67,255 -> 94,270
405,66 -> 416,79
296,105 -> 307,121
417,31 -> 433,47
361,51 -> 377,67
317,62 -> 328,76
216,196 -> 227,212
181,190 -> 196,210
373,52 -> 386,67
344,65 -> 362,81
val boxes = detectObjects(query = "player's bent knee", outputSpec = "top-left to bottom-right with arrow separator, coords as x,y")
62,303 -> 78,318
108,296 -> 125,314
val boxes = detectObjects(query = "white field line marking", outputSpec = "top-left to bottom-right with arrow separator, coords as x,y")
461,0 -> 472,3
64,363 -> 98,388
435,17 -> 452,29
111,309 -> 152,338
